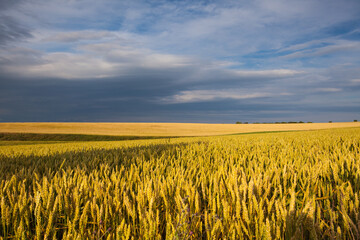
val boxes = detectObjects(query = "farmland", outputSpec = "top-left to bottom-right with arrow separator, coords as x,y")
1,122 -> 359,136
0,125 -> 360,239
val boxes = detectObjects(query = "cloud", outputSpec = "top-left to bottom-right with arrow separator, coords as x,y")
140,0 -> 360,57
0,47 -> 43,67
43,30 -> 117,43
0,1 -> 32,46
282,40 -> 360,59
0,40 -> 196,79
1,34 -> 303,81
232,69 -> 302,78
0,15 -> 32,46
315,88 -> 342,92
0,0 -> 23,11
161,89 -> 291,103
0,0 -> 360,122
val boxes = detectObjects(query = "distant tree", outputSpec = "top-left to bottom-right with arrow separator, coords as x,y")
244,122 -> 248,124
236,121 -> 242,124
307,121 -> 313,123
299,121 -> 304,123
354,120 -> 358,122
329,121 -> 332,123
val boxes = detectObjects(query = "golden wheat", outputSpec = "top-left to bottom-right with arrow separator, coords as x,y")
0,128 -> 359,239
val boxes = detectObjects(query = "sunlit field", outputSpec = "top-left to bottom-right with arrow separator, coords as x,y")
1,127 -> 360,239
1,122 -> 360,136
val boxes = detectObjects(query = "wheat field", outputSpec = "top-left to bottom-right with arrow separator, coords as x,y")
1,122 -> 360,136
1,127 -> 360,239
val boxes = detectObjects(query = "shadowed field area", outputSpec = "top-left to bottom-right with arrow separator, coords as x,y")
1,122 -> 360,136
0,132 -> 171,142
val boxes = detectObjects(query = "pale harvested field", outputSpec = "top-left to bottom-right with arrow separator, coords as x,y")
1,122 -> 359,136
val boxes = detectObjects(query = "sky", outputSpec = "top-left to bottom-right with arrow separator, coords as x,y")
0,0 -> 360,123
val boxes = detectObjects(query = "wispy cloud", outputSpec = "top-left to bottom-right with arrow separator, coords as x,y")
43,30 -> 118,43
161,90 -> 291,103
315,88 -> 342,92
0,15 -> 32,46
281,40 -> 360,59
232,69 -> 302,78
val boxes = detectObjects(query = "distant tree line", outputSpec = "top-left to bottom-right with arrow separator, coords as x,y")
236,120 -> 359,124
236,121 -> 311,124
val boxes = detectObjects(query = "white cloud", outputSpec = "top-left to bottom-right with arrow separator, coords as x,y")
161,89 -> 291,103
0,40 -> 196,79
232,69 -> 302,78
2,33 -> 304,80
23,53 -> 116,79
315,88 -> 342,92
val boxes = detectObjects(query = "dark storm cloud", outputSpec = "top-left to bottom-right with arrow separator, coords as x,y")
1,71 -> 359,123
0,75 -> 187,122
0,74 -> 263,122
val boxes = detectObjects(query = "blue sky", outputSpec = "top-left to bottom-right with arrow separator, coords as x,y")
0,0 -> 360,122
